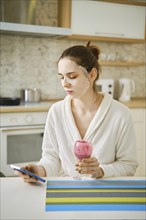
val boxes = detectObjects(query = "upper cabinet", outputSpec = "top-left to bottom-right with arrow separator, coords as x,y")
0,0 -> 71,37
59,0 -> 146,43
71,1 -> 145,41
1,0 -> 145,42
0,22 -> 71,37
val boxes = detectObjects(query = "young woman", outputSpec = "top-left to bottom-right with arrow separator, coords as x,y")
17,42 -> 138,182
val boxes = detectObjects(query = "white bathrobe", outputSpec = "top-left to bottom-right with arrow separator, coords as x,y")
38,93 -> 138,178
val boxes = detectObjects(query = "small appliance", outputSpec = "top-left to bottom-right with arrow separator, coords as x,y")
118,78 -> 135,102
95,79 -> 114,98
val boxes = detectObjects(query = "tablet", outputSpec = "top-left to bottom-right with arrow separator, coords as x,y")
10,164 -> 46,183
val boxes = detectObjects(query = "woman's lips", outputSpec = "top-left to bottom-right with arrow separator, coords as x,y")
66,90 -> 73,95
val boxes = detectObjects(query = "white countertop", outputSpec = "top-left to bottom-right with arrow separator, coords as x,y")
0,98 -> 146,113
1,176 -> 145,220
0,101 -> 57,113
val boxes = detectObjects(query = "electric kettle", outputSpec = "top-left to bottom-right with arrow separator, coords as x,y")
118,78 -> 135,102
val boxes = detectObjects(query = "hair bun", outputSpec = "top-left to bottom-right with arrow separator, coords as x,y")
86,41 -> 91,47
86,41 -> 100,61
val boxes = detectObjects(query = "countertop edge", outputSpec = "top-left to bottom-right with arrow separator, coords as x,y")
0,98 -> 146,113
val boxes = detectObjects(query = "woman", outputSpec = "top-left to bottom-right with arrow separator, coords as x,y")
17,42 -> 138,182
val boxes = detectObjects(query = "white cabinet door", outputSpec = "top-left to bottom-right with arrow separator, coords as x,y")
71,0 -> 145,39
130,109 -> 146,176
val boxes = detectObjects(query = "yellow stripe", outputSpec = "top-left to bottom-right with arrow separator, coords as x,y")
46,197 -> 145,204
46,189 -> 145,193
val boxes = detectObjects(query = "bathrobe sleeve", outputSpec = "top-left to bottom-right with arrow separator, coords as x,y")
99,109 -> 138,177
37,106 -> 62,177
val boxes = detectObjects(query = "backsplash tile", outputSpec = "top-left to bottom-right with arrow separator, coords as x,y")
0,34 -> 145,100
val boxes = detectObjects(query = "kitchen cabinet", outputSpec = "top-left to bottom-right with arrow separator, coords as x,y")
71,1 -> 145,39
64,0 -> 145,43
130,108 -> 146,176
0,22 -> 71,37
1,0 -> 145,42
0,100 -> 56,176
0,0 -> 71,37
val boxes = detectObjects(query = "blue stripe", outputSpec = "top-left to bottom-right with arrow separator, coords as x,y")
47,180 -> 146,183
45,204 -> 146,212
46,185 -> 146,189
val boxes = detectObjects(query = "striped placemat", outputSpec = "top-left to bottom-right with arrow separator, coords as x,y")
45,179 -> 146,212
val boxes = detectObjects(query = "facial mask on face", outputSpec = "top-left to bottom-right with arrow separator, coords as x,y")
76,78 -> 90,99
59,59 -> 91,99
63,66 -> 89,85
78,65 -> 89,78
72,66 -> 90,99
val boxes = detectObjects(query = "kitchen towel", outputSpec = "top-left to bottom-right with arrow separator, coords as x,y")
45,179 -> 146,212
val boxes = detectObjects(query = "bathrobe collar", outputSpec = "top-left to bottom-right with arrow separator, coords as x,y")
64,93 -> 112,142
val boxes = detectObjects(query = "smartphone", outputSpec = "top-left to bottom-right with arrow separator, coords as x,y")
10,164 -> 46,183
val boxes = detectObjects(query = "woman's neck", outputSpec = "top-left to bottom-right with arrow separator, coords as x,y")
71,91 -> 103,113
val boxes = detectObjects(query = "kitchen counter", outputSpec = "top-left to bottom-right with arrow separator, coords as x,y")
119,97 -> 146,109
1,176 -> 145,220
0,99 -> 61,113
0,97 -> 145,113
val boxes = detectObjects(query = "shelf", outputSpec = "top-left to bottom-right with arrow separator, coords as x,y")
67,34 -> 145,43
0,22 -> 71,38
99,61 -> 145,66
100,0 -> 146,7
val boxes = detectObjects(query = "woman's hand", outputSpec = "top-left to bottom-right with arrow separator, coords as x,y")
75,157 -> 104,178
15,164 -> 46,183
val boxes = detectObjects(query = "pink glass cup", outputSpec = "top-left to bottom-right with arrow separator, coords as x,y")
74,140 -> 93,160
74,140 -> 93,180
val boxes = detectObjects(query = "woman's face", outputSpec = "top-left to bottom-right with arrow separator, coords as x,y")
58,58 -> 91,99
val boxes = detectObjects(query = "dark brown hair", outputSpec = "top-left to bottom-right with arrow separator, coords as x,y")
58,41 -> 101,81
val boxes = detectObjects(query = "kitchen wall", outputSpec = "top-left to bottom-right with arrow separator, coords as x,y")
1,35 -> 145,100
0,0 -> 145,100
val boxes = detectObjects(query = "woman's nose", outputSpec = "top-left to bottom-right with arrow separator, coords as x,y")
62,78 -> 71,87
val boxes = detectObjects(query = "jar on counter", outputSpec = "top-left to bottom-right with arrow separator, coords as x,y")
21,88 -> 41,102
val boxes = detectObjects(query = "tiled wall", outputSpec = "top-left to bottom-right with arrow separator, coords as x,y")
0,34 -> 145,100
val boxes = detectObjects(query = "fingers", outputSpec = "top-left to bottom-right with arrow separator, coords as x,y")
17,170 -> 38,183
23,164 -> 34,172
15,170 -> 25,178
76,165 -> 98,174
82,157 -> 98,163
76,157 -> 99,167
23,176 -> 38,183
75,157 -> 104,178
15,164 -> 38,183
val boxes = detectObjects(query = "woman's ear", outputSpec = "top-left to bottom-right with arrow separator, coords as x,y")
89,68 -> 97,81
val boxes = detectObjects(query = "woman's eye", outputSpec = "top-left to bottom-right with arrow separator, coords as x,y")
69,75 -> 76,79
58,74 -> 77,80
